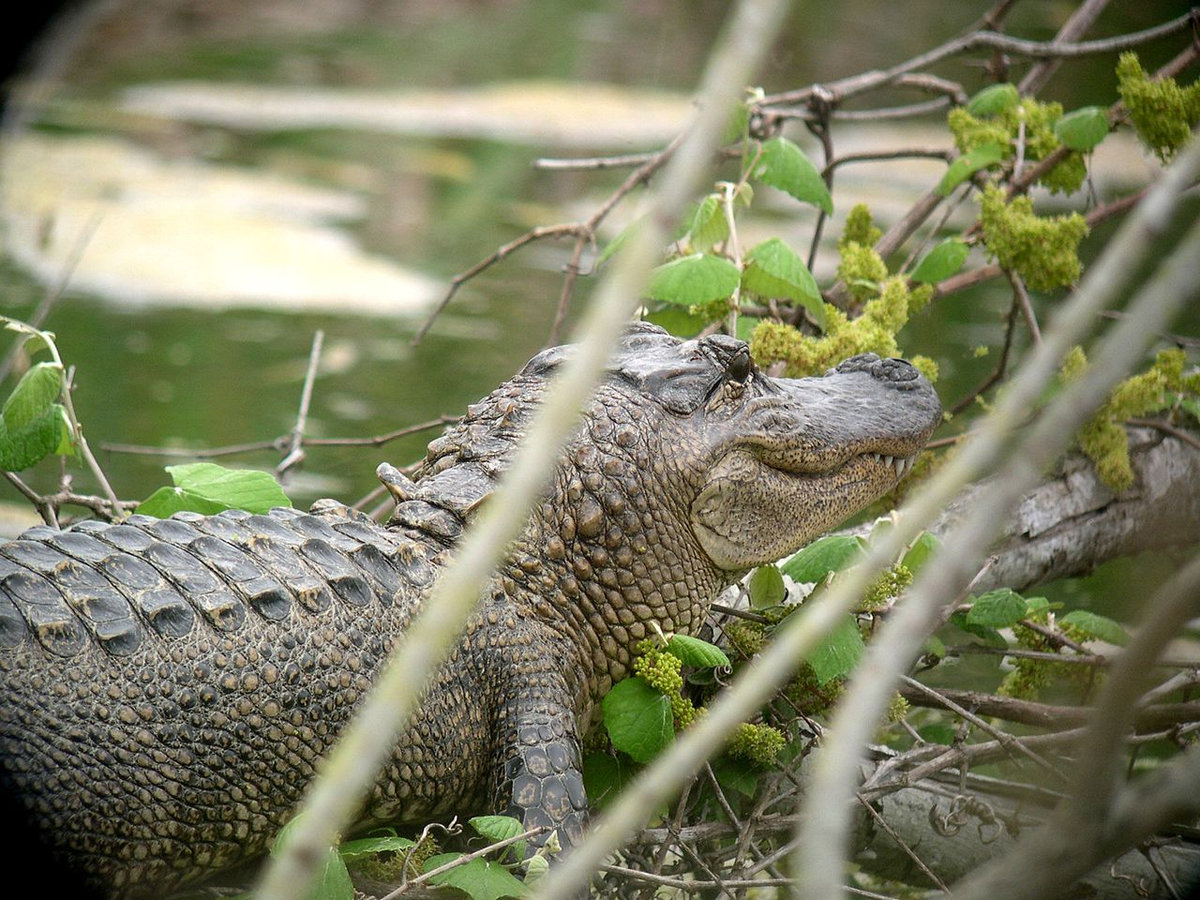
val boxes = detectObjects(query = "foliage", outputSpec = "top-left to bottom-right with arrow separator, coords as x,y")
978,186 -> 1088,291
1117,52 -> 1200,161
138,462 -> 293,517
1061,346 -> 1199,491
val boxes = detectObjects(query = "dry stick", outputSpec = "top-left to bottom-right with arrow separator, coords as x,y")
821,148 -> 954,179
0,208 -> 103,386
900,676 -> 1067,781
948,296 -> 1019,415
3,471 -> 57,527
1019,0 -> 1113,96
599,864 -> 903,899
60,366 -> 122,518
856,792 -> 951,893
799,137 -> 1200,900
1128,416 -> 1200,453
950,555 -> 1200,900
102,417 -> 458,459
759,12 -> 1194,108
896,684 -> 1200,732
276,329 -> 324,478
256,2 -> 790,898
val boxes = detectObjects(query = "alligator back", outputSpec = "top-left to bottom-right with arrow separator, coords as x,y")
0,504 -> 472,895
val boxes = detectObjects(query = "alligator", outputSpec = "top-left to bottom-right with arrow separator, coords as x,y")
0,323 -> 941,897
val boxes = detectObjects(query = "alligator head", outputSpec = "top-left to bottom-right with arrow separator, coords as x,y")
409,322 -> 942,687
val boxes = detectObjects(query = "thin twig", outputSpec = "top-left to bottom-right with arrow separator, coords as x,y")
1128,417 -> 1200,453
102,417 -> 459,459
277,330 -> 324,479
0,208 -> 103,386
856,791 -> 951,892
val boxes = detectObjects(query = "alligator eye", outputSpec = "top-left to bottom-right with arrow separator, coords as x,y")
727,350 -> 752,383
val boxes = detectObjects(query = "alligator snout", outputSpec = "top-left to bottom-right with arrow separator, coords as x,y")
832,353 -> 925,389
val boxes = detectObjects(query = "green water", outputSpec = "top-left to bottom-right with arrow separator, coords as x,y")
1,0 -> 1196,624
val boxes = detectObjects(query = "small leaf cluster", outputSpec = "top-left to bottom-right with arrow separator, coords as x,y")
601,633 -> 730,764
627,132 -> 832,335
1062,347 -> 1199,491
0,321 -> 76,472
979,186 -> 1088,292
1117,52 -> 1200,162
948,89 -> 1088,194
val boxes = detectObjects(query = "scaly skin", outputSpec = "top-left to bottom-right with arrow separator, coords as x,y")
0,324 -> 941,897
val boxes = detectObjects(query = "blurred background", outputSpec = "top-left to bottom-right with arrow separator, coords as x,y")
0,1 -> 1193,614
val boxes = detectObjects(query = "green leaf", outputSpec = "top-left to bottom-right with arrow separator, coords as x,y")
748,564 -> 786,609
272,818 -> 355,900
754,137 -> 833,214
901,531 -> 941,576
936,143 -> 1005,196
339,831 -> 415,861
806,615 -> 865,684
136,486 -> 234,518
470,815 -> 525,844
1024,596 -> 1053,616
0,404 -> 66,471
966,83 -> 1019,117
910,239 -> 970,284
3,362 -> 63,430
1054,106 -> 1109,152
949,610 -> 1007,648
54,406 -> 75,457
601,678 -> 673,764
424,854 -> 527,900
918,722 -> 957,745
741,238 -> 825,328
644,308 -> 707,338
666,633 -> 731,669
152,462 -> 292,515
645,254 -> 740,307
782,535 -> 865,585
967,589 -> 1027,628
523,853 -> 550,887
583,752 -> 636,810
687,194 -> 730,252
1177,395 -> 1200,424
1060,610 -> 1131,646
711,756 -> 760,797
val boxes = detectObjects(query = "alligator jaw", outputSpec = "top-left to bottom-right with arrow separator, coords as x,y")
690,446 -> 918,571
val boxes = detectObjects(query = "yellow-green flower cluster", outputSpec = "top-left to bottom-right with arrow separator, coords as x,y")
1064,347 -> 1196,491
749,276 -> 934,379
948,97 -> 1086,195
725,620 -> 766,658
999,614 -> 1094,700
1117,53 -> 1200,162
727,721 -> 785,767
784,664 -> 844,716
633,640 -> 702,728
979,186 -> 1088,292
837,205 -> 888,303
859,564 -> 913,611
